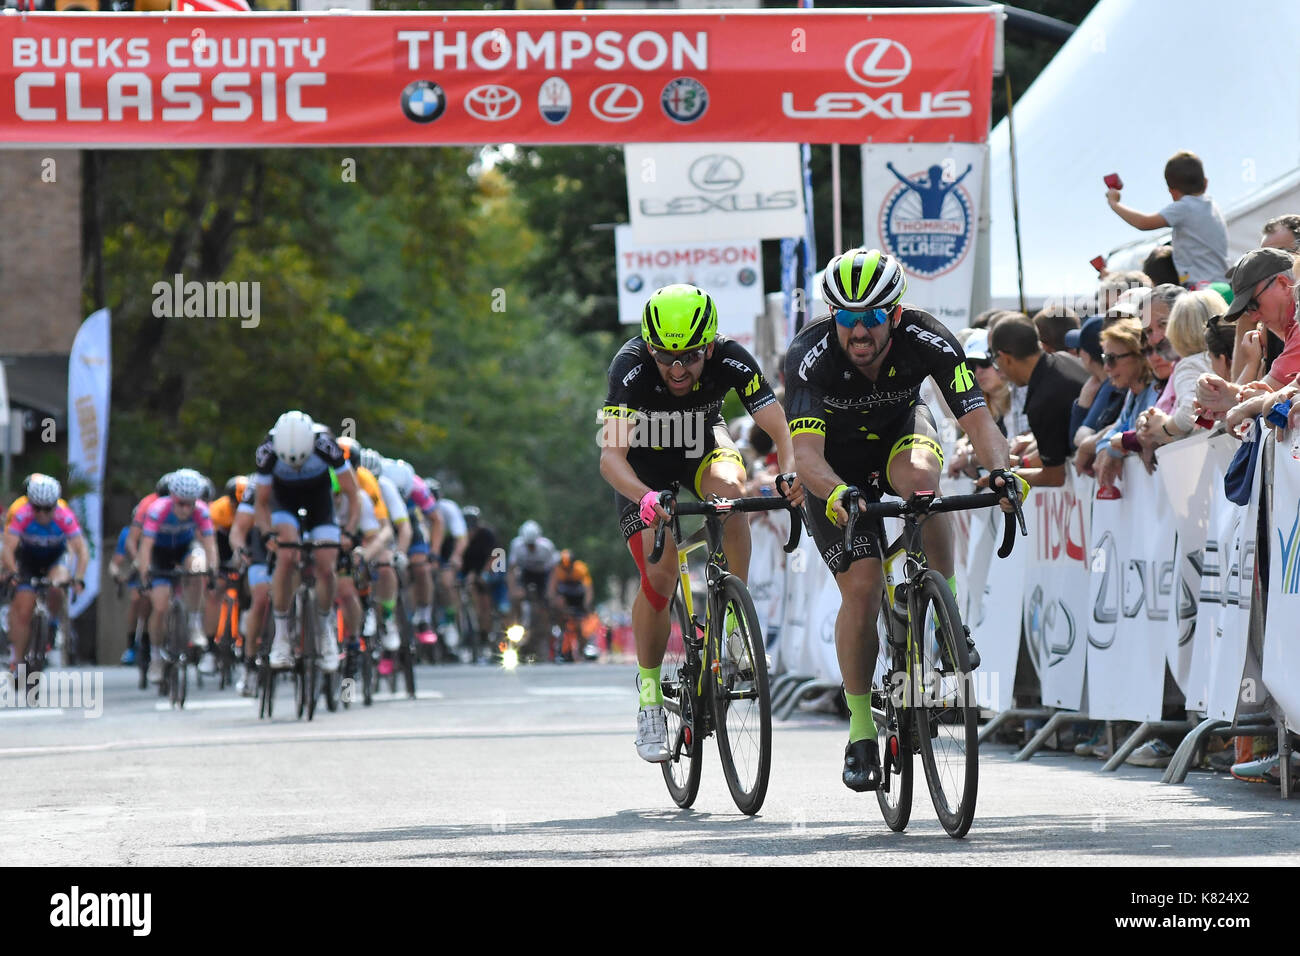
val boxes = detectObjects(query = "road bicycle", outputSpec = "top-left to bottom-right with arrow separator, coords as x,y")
154,568 -> 213,710
847,479 -> 1025,838
212,566 -> 244,690
258,539 -> 338,722
649,486 -> 800,815
2,575 -> 68,703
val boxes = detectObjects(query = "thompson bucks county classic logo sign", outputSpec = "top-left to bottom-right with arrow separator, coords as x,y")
877,161 -> 973,278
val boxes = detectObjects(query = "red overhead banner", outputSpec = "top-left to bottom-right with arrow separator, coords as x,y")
0,10 -> 997,147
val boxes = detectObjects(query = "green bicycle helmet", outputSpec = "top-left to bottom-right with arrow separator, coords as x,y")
640,284 -> 718,351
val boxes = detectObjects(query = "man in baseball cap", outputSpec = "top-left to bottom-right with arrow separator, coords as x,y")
1223,247 -> 1294,321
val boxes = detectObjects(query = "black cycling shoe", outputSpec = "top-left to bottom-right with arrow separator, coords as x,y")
842,738 -> 883,792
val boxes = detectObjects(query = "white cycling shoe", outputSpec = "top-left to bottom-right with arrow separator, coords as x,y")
635,705 -> 671,763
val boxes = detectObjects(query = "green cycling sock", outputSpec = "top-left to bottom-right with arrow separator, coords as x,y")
638,665 -> 663,708
379,598 -> 395,618
846,692 -> 877,743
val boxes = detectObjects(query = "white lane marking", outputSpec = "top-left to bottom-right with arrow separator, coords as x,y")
366,690 -> 444,701
0,709 -> 67,719
154,699 -> 256,712
526,686 -> 630,697
0,721 -> 633,757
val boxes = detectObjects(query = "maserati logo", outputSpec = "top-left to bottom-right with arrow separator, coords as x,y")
538,76 -> 571,125
464,84 -> 521,122
845,38 -> 913,88
589,83 -> 643,122
687,154 -> 743,192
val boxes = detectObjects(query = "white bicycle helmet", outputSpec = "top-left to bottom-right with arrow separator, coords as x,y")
27,474 -> 61,508
359,447 -> 384,475
168,468 -> 206,502
821,248 -> 907,311
519,520 -> 541,545
272,410 -> 316,468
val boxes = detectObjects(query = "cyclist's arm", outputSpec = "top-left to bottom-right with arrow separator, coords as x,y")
253,480 -> 273,535
362,523 -> 394,561
125,523 -> 142,560
960,406 -> 1012,474
229,508 -> 251,555
791,429 -> 849,503
136,535 -> 154,579
336,468 -> 361,537
583,577 -> 594,612
751,401 -> 797,477
426,506 -> 445,556
69,534 -> 90,582
598,416 -> 658,505
2,529 -> 18,574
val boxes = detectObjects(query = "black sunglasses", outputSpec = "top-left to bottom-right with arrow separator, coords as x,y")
32,505 -> 54,514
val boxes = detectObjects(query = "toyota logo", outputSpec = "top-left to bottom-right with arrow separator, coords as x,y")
687,155 -> 743,192
589,83 -> 643,122
845,38 -> 912,88
464,84 -> 521,122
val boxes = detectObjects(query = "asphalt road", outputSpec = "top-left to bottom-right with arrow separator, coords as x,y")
2,662 -> 1296,866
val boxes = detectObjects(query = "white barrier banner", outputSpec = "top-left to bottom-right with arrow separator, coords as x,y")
625,143 -> 805,243
798,554 -> 842,682
775,537 -> 816,677
1024,471 -> 1092,711
1158,433 -> 1235,711
1194,438 -> 1261,721
614,226 -> 764,348
1085,457 -> 1169,720
1264,437 -> 1300,733
861,142 -> 985,330
746,509 -> 789,652
966,504 -> 1024,712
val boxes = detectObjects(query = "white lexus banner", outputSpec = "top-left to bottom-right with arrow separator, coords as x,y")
1197,441 -> 1261,722
1157,432 -> 1235,712
1085,458 -> 1173,721
861,143 -> 985,331
614,226 -> 764,349
1264,435 -> 1300,733
966,503 -> 1025,712
1023,472 -> 1092,712
625,143 -> 806,243
66,308 -> 111,620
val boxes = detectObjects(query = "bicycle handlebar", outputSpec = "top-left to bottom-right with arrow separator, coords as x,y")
840,482 -> 1026,564
647,490 -> 802,564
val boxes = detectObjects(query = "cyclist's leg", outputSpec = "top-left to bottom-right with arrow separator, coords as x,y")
246,565 -> 271,658
884,405 -> 953,579
693,424 -> 750,581
6,576 -> 37,666
618,498 -> 680,683
180,546 -> 209,644
45,562 -> 70,619
270,506 -> 301,660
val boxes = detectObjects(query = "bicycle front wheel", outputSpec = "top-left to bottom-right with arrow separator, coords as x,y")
302,603 -> 319,722
912,570 -> 979,838
660,590 -> 703,809
710,576 -> 772,816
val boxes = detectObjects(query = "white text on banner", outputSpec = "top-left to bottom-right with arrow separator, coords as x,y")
614,226 -> 763,349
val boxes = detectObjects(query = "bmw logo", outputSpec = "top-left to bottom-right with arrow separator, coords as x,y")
661,77 -> 708,124
625,274 -> 644,293
737,268 -> 756,287
401,80 -> 446,124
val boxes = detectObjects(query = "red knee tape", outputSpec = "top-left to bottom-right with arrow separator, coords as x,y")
627,533 -> 670,612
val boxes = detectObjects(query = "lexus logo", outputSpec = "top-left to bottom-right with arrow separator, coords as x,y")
845,38 -> 912,87
687,155 -> 743,192
464,84 -> 521,121
589,83 -> 643,122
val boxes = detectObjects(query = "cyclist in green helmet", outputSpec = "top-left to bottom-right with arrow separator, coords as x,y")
599,284 -> 804,764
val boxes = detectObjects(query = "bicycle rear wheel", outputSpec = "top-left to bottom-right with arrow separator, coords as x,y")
166,600 -> 186,708
710,576 -> 771,816
660,590 -> 703,809
912,570 -> 979,838
302,599 -> 319,722
395,591 -> 416,698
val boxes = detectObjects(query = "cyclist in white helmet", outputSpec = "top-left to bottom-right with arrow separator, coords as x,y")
252,410 -> 360,674
785,248 -> 1020,792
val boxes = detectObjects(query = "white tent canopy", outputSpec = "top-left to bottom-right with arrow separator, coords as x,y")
988,0 -> 1300,308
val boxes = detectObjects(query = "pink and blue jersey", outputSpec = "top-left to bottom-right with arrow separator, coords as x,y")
7,503 -> 82,560
142,496 -> 214,550
407,476 -> 438,517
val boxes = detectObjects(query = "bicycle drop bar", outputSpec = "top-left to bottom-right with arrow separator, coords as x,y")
648,492 -> 802,564
841,487 -> 1023,562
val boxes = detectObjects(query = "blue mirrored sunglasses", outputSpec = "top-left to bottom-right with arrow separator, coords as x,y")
833,307 -> 890,329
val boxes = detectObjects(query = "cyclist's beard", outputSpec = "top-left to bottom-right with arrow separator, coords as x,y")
663,365 -> 698,395
845,328 -> 889,371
